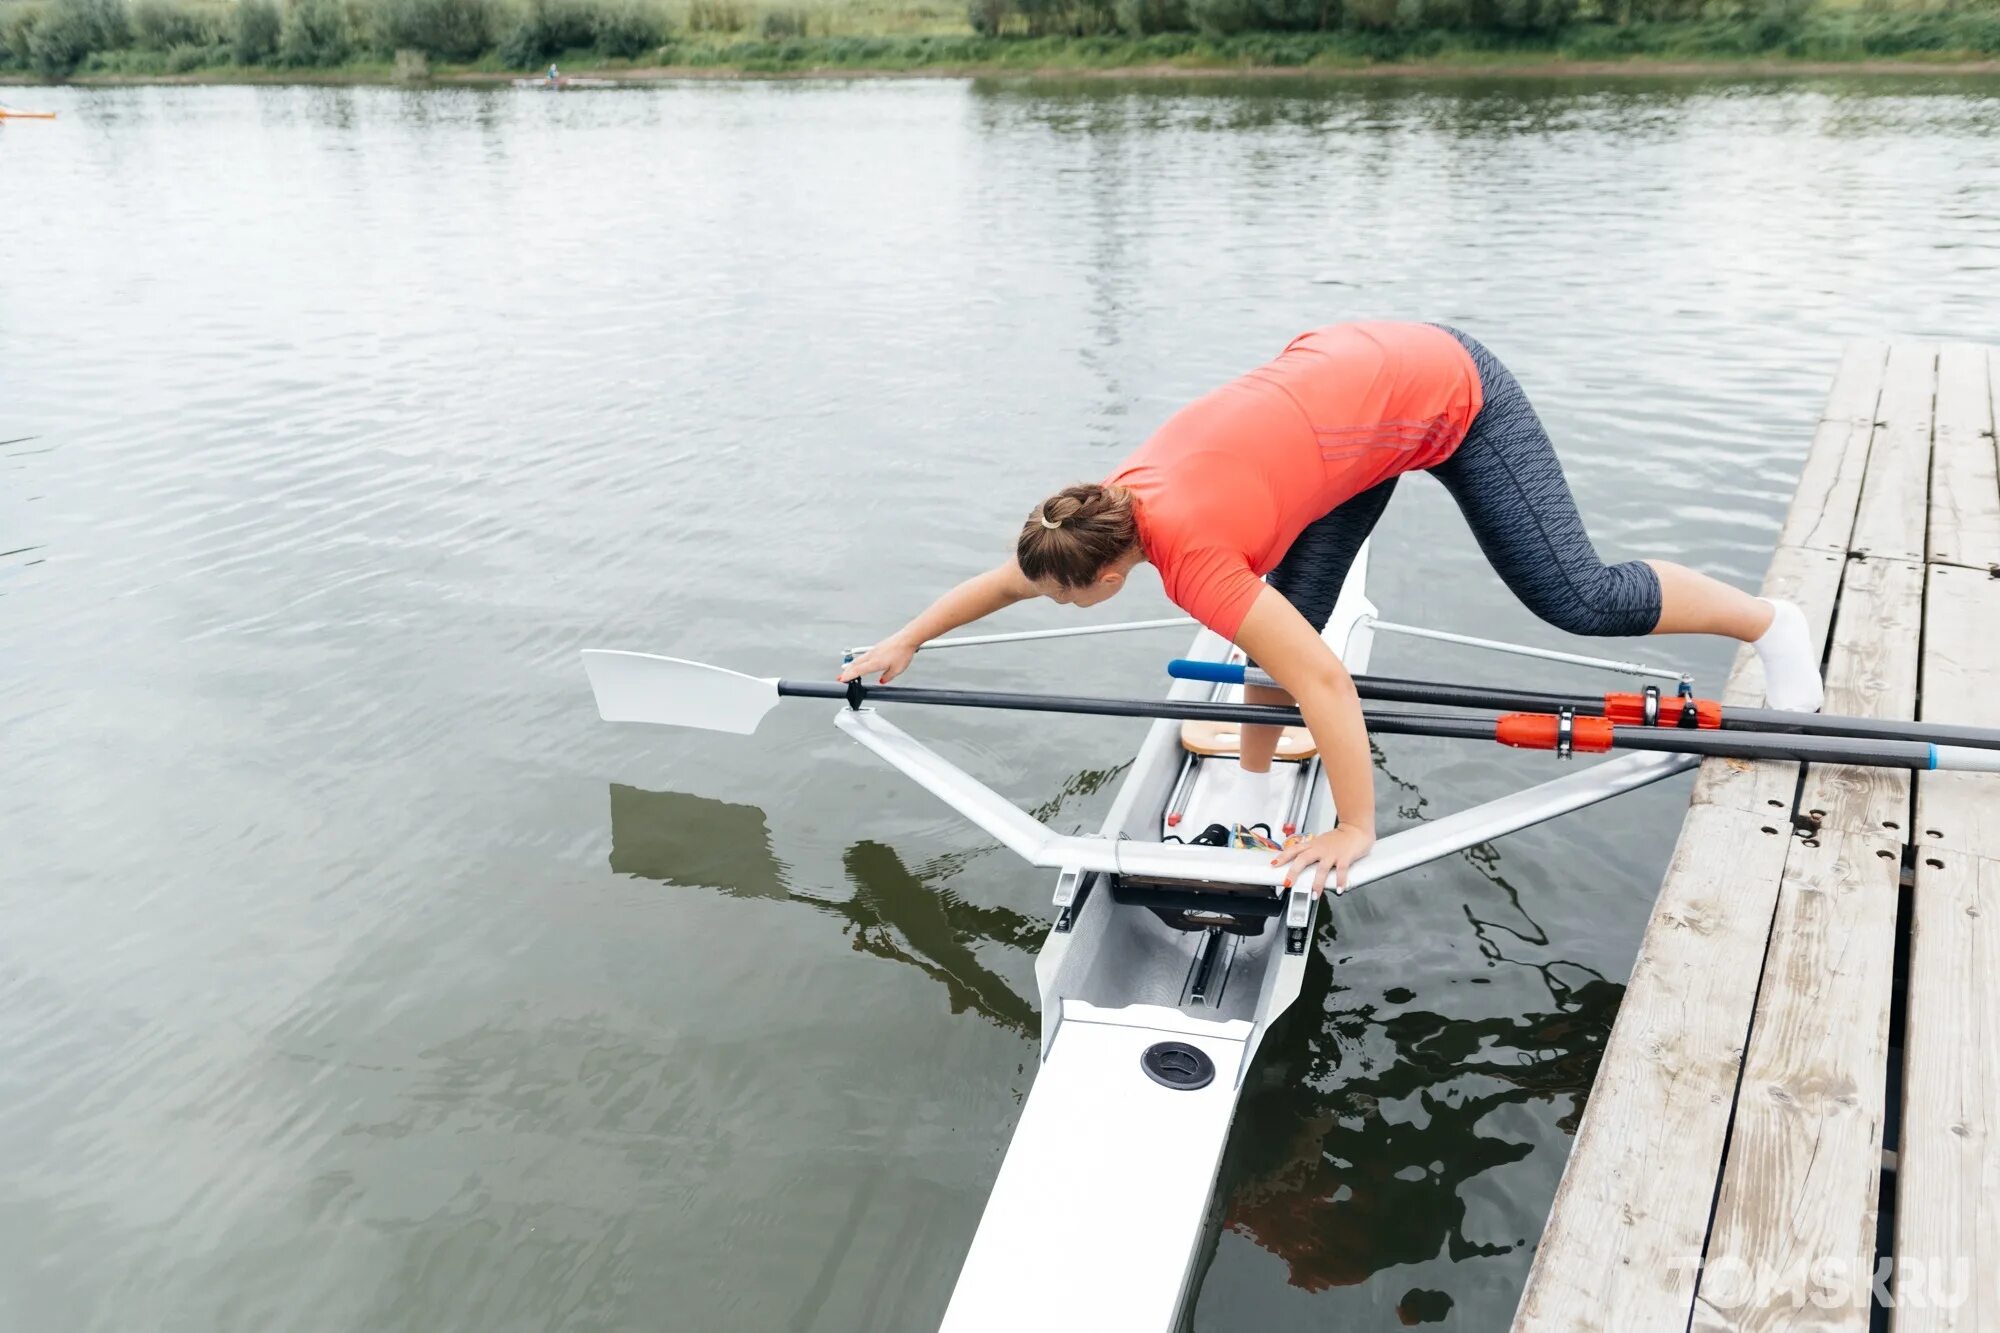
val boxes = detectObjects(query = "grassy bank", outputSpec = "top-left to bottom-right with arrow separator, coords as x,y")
3,0 -> 1996,79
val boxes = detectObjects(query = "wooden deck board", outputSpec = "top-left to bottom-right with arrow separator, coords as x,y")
1820,340 -> 1891,427
1695,475 -> 1923,1329
1912,563 -> 2000,854
1894,849 -> 2000,1332
1851,344 -> 1937,564
1894,536 -> 2000,1330
1694,832 -> 1901,1332
1798,554 -> 1924,837
1517,340 -> 1993,1333
1787,341 -> 1889,551
1784,419 -> 1879,554
1926,343 -> 2000,569
1517,345 -> 1874,1332
1512,806 -> 1796,1333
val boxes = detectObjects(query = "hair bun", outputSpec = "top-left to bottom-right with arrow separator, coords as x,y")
1016,483 -> 1138,590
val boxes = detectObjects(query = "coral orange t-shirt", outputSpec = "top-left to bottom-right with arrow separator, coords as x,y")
1105,322 -> 1483,641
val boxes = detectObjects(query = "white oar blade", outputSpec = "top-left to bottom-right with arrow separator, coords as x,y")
581,650 -> 781,735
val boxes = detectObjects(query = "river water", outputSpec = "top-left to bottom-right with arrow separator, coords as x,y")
3,72 -> 1996,1331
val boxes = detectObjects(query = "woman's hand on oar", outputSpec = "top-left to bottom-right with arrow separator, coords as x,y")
1273,824 -> 1375,896
840,636 -> 919,685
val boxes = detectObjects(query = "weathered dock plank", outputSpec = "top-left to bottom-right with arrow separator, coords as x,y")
1912,563 -> 2000,854
1516,342 -> 1972,1333
1851,344 -> 1937,564
1514,350 -> 1875,1332
1512,805 -> 1795,1333
1797,554 -> 1924,837
1927,344 -> 2000,569
1895,538 -> 2000,1331
1820,340 -> 1892,427
1785,343 -> 1890,552
1692,831 -> 1901,1331
1894,848 -> 2000,1332
1518,341 -> 2000,1333
1692,521 -> 1922,1330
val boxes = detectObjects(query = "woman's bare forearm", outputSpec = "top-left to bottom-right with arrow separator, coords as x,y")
1235,587 -> 1377,834
1295,675 -> 1375,836
1246,675 -> 1374,832
883,564 -> 1032,647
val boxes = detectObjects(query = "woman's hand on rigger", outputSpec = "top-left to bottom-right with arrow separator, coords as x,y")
1272,825 -> 1375,896
838,637 -> 918,685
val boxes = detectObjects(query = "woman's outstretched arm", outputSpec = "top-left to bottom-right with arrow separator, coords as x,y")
838,561 -> 1039,684
1232,586 -> 1376,892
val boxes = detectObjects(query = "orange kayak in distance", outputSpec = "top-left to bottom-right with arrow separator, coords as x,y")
0,108 -> 57,120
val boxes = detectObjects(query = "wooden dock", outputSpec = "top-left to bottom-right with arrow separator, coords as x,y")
1513,343 -> 2000,1332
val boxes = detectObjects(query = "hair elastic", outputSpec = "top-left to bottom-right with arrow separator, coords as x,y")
1039,512 -> 1062,530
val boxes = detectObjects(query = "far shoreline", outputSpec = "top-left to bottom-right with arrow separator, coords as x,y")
7,54 -> 2000,88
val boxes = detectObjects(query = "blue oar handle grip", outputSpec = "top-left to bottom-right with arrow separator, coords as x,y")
1168,659 -> 1247,685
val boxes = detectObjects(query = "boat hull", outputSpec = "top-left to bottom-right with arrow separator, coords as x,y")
938,554 -> 1379,1332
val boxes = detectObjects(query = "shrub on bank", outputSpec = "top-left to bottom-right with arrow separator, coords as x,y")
131,0 -> 225,46
166,37 -> 229,64
232,0 -> 281,59
498,0 -> 594,59
592,0 -> 668,53
759,5 -> 807,36
375,0 -> 499,59
1,6 -> 42,69
278,0 -> 351,63
1114,0 -> 1189,34
686,0 -> 743,29
496,0 -> 667,63
20,0 -> 130,73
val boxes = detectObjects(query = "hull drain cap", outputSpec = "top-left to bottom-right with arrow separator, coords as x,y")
1140,1041 -> 1214,1091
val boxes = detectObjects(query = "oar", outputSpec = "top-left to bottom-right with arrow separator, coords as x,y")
581,651 -> 2000,772
1168,659 -> 2000,754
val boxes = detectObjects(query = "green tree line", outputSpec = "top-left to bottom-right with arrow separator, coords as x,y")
0,0 -> 676,73
971,0 -> 1996,38
2,0 -> 1995,76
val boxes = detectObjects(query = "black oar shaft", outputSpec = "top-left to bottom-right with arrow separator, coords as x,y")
1356,674 -> 1592,714
785,680 -> 1944,770
780,679 -> 1314,727
1361,707 -> 1938,767
1354,674 -> 2000,753
1712,705 -> 2000,749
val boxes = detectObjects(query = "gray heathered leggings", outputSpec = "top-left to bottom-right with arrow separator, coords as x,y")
1266,327 -> 1663,638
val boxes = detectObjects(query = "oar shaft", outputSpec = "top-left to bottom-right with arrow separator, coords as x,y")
1713,705 -> 2000,751
1167,660 -> 2000,753
846,617 -> 1195,659
1172,658 -> 1613,713
779,679 -> 1315,728
785,679 -> 1985,771
1362,707 -> 1954,769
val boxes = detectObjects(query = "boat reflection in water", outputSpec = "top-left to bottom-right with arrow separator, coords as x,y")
606,782 -> 1042,1037
607,773 -> 1625,1323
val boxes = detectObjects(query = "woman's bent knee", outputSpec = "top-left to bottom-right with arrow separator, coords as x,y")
1522,561 -> 1662,638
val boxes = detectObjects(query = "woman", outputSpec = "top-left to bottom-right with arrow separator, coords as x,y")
840,322 -> 1821,893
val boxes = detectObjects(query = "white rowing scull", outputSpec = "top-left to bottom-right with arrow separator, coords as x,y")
581,544 -> 1734,1330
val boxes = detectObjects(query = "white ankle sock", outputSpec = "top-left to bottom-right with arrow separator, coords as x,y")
1208,762 -> 1285,830
1753,599 -> 1824,713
